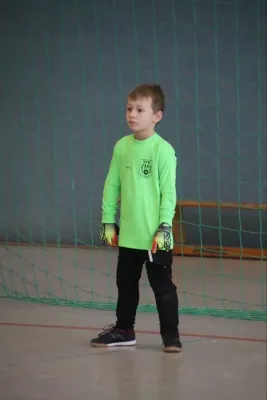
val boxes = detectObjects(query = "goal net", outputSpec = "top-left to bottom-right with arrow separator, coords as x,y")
0,0 -> 266,321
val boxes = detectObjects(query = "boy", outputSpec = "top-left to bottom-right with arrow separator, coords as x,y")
90,84 -> 182,353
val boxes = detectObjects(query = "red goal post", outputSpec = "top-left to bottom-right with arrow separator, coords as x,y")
172,201 -> 267,260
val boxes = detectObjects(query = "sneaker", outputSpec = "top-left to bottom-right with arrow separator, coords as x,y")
162,336 -> 183,353
90,324 -> 136,348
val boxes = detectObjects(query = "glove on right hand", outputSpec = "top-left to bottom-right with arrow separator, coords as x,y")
100,223 -> 119,247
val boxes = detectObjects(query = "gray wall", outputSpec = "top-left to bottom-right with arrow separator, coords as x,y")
0,0 -> 266,249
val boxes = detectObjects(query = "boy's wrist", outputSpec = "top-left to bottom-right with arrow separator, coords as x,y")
158,222 -> 171,232
159,213 -> 173,227
102,215 -> 116,224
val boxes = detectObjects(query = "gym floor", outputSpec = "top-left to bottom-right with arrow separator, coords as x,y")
0,299 -> 266,400
0,247 -> 266,399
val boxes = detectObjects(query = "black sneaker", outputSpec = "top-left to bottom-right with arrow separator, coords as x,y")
90,324 -> 136,348
162,336 -> 183,353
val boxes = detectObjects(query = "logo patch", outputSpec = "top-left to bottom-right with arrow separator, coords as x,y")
139,159 -> 152,178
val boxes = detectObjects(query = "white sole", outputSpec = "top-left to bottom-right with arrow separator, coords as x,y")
107,340 -> 136,347
91,340 -> 137,348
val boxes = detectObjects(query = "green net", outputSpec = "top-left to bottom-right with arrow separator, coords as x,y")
0,0 -> 266,321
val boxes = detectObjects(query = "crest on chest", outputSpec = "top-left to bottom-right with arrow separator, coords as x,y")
139,159 -> 152,178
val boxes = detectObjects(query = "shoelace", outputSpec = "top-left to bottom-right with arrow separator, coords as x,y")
98,324 -> 116,337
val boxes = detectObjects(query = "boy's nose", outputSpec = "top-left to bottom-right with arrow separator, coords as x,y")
129,109 -> 137,117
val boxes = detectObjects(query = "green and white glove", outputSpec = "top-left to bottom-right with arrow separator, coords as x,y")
152,223 -> 172,253
100,223 -> 119,247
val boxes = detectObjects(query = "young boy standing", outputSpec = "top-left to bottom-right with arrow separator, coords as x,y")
90,84 -> 182,353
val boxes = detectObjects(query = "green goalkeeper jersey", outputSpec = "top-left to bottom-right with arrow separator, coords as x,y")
101,132 -> 177,250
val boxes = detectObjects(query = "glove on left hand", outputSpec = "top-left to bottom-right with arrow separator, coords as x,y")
151,223 -> 172,254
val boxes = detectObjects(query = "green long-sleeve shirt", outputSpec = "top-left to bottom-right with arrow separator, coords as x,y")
102,133 -> 177,250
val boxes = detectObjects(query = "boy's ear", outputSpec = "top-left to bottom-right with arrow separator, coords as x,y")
154,111 -> 163,123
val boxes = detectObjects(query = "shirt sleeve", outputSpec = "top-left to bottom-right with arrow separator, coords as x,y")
101,143 -> 121,223
158,144 -> 177,226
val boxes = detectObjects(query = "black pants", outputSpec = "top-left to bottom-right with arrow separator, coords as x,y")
115,247 -> 180,338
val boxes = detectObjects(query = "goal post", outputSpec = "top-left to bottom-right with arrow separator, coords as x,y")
172,201 -> 267,260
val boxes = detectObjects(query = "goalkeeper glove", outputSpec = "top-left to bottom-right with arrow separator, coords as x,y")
100,223 -> 119,247
152,223 -> 172,254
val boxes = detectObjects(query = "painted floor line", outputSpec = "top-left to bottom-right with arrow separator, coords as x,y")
0,321 -> 266,343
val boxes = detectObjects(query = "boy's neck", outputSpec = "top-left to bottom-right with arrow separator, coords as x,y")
133,128 -> 155,141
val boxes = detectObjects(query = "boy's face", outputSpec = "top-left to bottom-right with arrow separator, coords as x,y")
126,96 -> 162,134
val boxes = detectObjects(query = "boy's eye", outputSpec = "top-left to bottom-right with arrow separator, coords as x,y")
126,107 -> 143,112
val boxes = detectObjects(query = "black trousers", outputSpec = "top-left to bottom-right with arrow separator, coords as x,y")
115,246 -> 180,338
